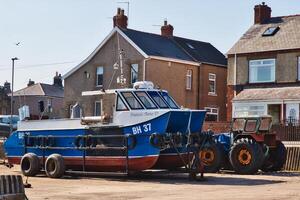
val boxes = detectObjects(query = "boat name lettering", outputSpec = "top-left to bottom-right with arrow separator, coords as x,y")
18,132 -> 30,139
132,123 -> 151,134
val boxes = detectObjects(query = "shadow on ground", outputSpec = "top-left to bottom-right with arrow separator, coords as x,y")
46,170 -> 287,186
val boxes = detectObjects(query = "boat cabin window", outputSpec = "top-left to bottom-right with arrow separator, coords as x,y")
116,95 -> 129,111
147,91 -> 169,109
159,92 -> 179,109
121,92 -> 144,110
134,91 -> 157,109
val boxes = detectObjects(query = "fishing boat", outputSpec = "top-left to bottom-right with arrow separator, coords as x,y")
4,81 -> 207,177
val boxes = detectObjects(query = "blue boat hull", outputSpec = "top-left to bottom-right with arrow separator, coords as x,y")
4,112 -> 170,172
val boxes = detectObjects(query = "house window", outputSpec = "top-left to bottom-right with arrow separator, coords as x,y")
298,57 -> 300,80
186,69 -> 192,90
208,73 -> 216,95
131,64 -> 138,84
94,101 -> 102,116
96,67 -> 104,86
249,59 -> 275,83
233,104 -> 266,118
205,107 -> 218,121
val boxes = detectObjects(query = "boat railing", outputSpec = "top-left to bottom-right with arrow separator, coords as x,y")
23,134 -> 138,174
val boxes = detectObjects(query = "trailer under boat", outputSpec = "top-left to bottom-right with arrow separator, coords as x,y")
4,81 -> 208,178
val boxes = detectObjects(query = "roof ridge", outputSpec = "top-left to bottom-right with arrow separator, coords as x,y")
273,14 -> 300,18
124,28 -> 210,44
37,83 -> 46,96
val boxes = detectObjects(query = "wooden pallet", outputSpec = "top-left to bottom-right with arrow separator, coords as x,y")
283,142 -> 300,171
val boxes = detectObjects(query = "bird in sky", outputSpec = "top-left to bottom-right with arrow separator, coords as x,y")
15,42 -> 20,46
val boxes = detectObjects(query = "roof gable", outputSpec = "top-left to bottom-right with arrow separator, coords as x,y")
13,83 -> 63,98
228,15 -> 300,55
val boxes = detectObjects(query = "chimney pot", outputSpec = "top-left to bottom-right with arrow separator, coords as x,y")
161,20 -> 174,37
27,79 -> 35,87
113,8 -> 128,29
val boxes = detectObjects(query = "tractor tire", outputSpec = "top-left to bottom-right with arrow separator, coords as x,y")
45,154 -> 65,178
20,153 -> 40,177
199,143 -> 224,173
229,138 -> 264,174
261,141 -> 287,172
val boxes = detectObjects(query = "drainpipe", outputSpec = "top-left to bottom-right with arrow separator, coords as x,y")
234,53 -> 237,97
143,58 -> 150,81
281,100 -> 284,122
197,63 -> 202,109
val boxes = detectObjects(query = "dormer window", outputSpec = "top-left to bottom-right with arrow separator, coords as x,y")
262,26 -> 280,36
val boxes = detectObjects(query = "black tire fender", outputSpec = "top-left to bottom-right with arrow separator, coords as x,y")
20,153 -> 40,177
74,136 -> 84,148
125,134 -> 137,150
171,133 -> 182,146
150,133 -> 165,149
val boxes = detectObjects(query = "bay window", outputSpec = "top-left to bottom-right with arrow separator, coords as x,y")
249,59 -> 275,83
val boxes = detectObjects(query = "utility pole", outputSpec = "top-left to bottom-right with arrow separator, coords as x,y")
10,57 -> 18,134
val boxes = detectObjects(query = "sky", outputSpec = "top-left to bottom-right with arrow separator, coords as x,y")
0,0 -> 299,90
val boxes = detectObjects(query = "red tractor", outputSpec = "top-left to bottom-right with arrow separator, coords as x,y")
201,116 -> 287,174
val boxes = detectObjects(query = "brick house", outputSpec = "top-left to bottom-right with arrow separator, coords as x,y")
0,81 -> 11,115
64,8 -> 227,121
227,2 -> 300,123
10,73 -> 64,119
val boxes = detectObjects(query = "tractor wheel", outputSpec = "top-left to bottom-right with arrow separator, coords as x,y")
199,143 -> 224,173
261,141 -> 287,172
229,138 -> 264,174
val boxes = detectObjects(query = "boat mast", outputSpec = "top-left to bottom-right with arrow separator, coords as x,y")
117,32 -> 126,88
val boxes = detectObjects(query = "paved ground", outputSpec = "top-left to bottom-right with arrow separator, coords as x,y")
1,165 -> 300,200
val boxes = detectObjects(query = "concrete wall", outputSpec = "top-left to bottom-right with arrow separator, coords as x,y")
13,96 -> 64,119
199,64 -> 227,121
145,59 -> 199,109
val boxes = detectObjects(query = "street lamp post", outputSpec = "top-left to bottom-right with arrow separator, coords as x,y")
10,57 -> 18,134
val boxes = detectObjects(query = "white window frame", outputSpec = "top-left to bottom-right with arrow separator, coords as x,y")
208,73 -> 216,95
298,57 -> 300,81
186,69 -> 192,90
94,100 -> 103,116
233,103 -> 267,118
204,107 -> 219,121
249,59 -> 275,83
96,66 -> 104,87
131,64 -> 139,84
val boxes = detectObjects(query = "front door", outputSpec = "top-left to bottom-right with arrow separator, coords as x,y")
268,104 -> 280,124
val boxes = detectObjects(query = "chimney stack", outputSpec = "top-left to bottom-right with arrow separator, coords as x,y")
113,8 -> 128,29
161,20 -> 174,37
3,81 -> 11,94
27,79 -> 35,87
254,2 -> 271,24
53,72 -> 63,88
